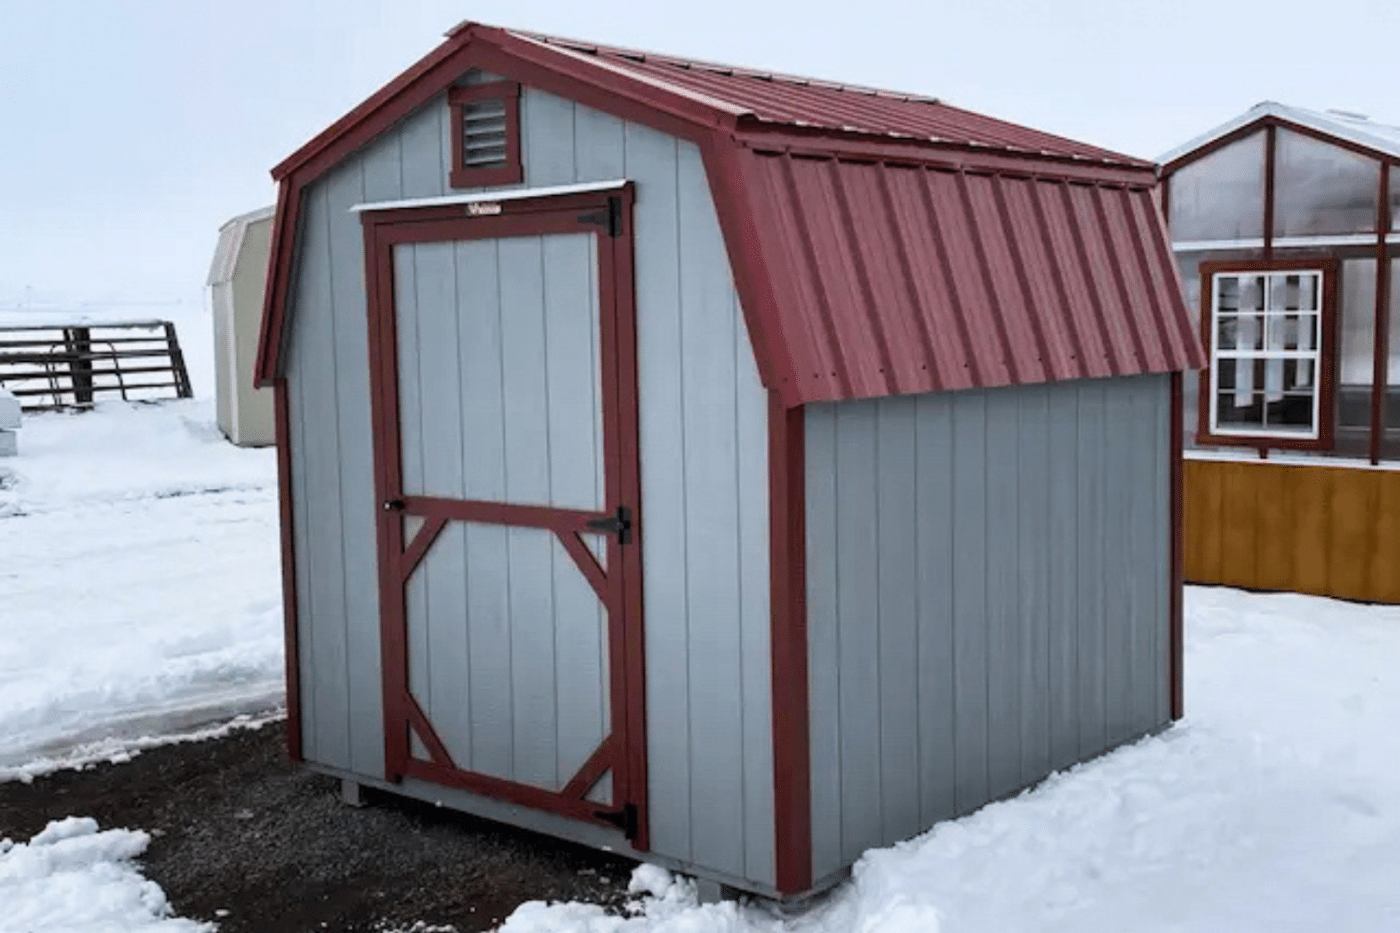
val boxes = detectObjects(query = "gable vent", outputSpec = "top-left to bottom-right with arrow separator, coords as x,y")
448,81 -> 523,189
462,97 -> 509,167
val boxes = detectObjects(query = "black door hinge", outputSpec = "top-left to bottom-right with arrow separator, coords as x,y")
578,196 -> 623,237
594,802 -> 639,840
585,505 -> 632,545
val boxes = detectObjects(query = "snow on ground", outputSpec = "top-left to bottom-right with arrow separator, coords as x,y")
0,397 -> 282,772
495,587 -> 1400,933
0,817 -> 210,932
2,302 -> 1399,929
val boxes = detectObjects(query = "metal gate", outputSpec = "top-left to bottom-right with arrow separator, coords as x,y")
362,185 -> 647,846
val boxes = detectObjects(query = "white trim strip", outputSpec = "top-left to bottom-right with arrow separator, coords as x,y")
1174,233 -> 1400,252
350,180 -> 629,213
1185,448 -> 1400,472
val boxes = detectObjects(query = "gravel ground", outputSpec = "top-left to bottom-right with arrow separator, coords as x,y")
0,722 -> 633,932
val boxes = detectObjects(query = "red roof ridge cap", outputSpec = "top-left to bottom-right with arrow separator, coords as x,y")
506,31 -> 755,120
500,25 -> 946,106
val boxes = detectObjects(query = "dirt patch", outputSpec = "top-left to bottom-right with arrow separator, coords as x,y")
0,723 -> 634,931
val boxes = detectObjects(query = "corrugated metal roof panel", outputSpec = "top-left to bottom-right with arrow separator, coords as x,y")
739,151 -> 1203,404
511,29 -> 1147,167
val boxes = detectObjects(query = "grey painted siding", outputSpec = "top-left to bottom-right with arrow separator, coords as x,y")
805,374 -> 1172,882
392,232 -> 609,791
281,82 -> 773,884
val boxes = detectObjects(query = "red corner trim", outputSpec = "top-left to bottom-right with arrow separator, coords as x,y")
1170,371 -> 1184,721
273,379 -> 302,761
769,393 -> 812,894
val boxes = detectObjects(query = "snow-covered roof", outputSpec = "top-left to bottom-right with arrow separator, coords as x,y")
1158,101 -> 1400,168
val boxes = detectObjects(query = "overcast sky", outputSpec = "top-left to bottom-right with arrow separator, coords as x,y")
2,0 -> 1398,313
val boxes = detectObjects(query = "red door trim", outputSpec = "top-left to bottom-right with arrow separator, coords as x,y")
363,186 -> 647,844
604,187 -> 650,852
399,516 -> 448,582
402,759 -> 612,826
402,495 -> 606,533
558,532 -> 610,604
560,736 -> 617,800
407,694 -> 455,768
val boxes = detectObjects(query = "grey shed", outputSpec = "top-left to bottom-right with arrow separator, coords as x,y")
252,22 -> 1201,900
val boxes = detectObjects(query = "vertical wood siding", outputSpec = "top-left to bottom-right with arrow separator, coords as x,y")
805,374 -> 1172,882
391,233 -> 609,790
281,83 -> 773,885
1184,458 -> 1400,604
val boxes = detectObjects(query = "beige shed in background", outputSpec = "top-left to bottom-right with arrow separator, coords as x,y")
208,206 -> 275,446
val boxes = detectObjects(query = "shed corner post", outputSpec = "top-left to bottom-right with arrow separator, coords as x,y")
768,390 -> 813,895
273,377 -> 304,761
1169,370 -> 1185,721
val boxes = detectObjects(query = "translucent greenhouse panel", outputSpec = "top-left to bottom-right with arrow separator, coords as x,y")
1176,256 -> 1202,310
1273,129 -> 1380,238
1336,259 -> 1377,456
1392,260 -> 1400,387
1169,131 -> 1267,241
1339,259 -> 1378,386
1389,260 -> 1400,459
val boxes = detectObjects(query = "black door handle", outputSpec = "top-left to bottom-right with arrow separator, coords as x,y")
383,499 -> 406,512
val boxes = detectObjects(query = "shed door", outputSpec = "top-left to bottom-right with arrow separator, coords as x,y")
363,188 -> 647,847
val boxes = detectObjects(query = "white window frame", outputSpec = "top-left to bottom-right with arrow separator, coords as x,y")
1207,269 -> 1325,440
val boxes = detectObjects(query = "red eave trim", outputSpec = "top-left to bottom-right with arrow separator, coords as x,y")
273,25 -> 735,185
702,131 -> 803,406
273,37 -> 471,182
254,178 -> 295,387
256,24 -> 742,385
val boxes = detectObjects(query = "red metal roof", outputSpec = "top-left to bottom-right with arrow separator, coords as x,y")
500,29 -> 1146,167
257,22 -> 1203,402
733,151 -> 1200,402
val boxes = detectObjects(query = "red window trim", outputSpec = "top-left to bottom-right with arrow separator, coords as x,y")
448,81 -> 523,189
1195,257 -> 1340,453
